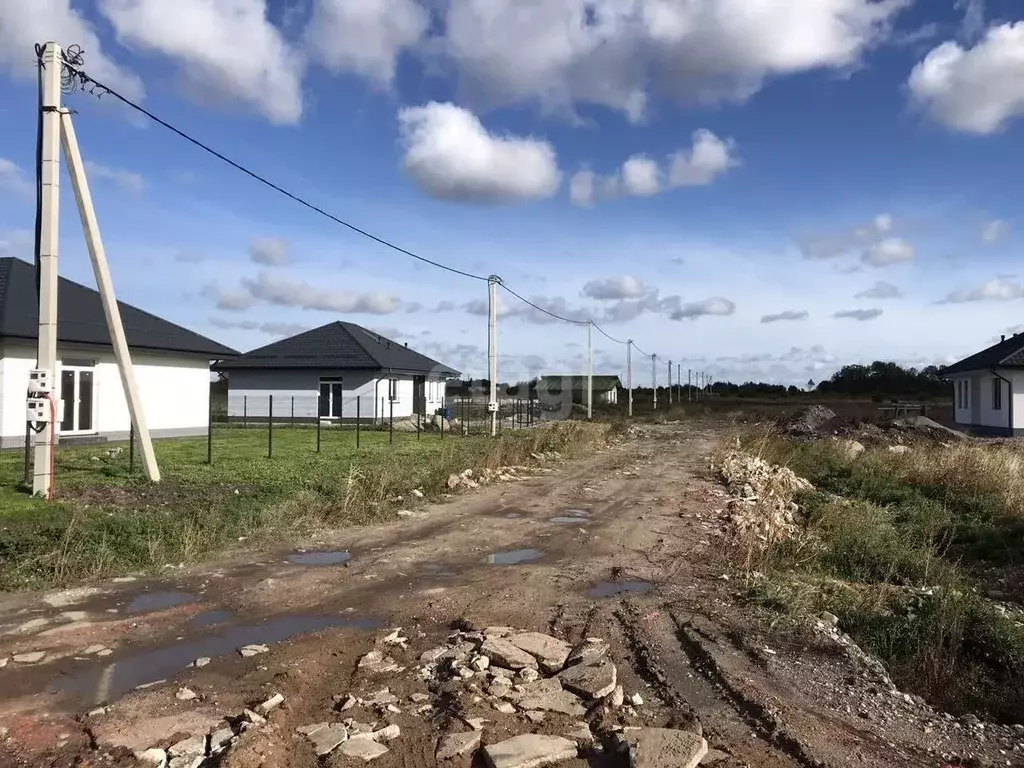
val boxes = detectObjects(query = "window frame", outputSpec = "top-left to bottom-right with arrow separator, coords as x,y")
389,378 -> 399,402
993,377 -> 1002,411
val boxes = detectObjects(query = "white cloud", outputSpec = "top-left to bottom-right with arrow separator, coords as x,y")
306,0 -> 427,84
202,283 -> 257,312
581,276 -> 647,300
833,308 -> 883,321
665,296 -> 736,321
944,276 -> 1024,303
439,0 -> 907,120
862,237 -> 914,267
855,280 -> 903,299
982,218 -> 1009,244
242,272 -> 401,313
83,161 -> 145,194
798,212 -> 896,259
956,0 -> 986,42
761,309 -> 809,323
249,236 -> 289,266
398,102 -> 561,203
0,0 -> 144,100
98,0 -> 304,124
908,22 -> 1024,134
210,317 -> 309,337
0,157 -> 32,198
570,129 -> 737,206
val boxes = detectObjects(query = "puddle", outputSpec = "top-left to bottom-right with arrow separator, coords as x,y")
550,516 -> 591,524
191,610 -> 235,629
420,563 -> 459,578
487,549 -> 543,565
287,550 -> 351,566
57,614 -> 382,706
504,513 -> 523,519
587,580 -> 653,598
125,591 -> 199,614
563,508 -> 591,517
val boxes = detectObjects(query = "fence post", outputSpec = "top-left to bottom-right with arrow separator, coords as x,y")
440,407 -> 444,440
291,395 -> 295,426
268,395 -> 273,459
389,398 -> 394,445
22,423 -> 31,488
207,392 -> 213,465
417,410 -> 421,440
316,411 -> 321,453
243,395 -> 247,427
129,423 -> 135,474
356,396 -> 361,449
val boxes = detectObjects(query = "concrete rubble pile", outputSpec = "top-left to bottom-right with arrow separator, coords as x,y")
446,466 -> 528,491
711,448 -> 814,547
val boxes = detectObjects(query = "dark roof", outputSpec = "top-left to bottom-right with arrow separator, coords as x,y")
213,321 -> 459,376
944,333 -> 1024,375
0,257 -> 237,358
538,374 -> 622,392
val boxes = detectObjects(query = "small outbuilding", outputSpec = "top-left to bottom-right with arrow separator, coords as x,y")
943,332 -> 1024,436
213,321 -> 459,422
537,374 -> 621,406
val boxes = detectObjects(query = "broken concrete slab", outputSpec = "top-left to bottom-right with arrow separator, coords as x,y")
208,727 -> 234,752
493,701 -> 516,714
190,657 -> 210,668
370,723 -> 400,742
238,644 -> 269,658
436,731 -> 482,761
168,734 -> 206,758
484,626 -> 514,637
608,685 -> 624,707
339,738 -> 389,761
134,748 -> 167,766
309,724 -> 349,756
566,722 -> 594,747
617,728 -> 708,768
701,748 -> 730,765
410,692 -> 430,703
524,711 -> 545,724
167,756 -> 204,768
558,659 -> 616,699
565,639 -> 609,667
518,667 -> 540,683
480,637 -> 538,670
358,649 -> 402,673
175,688 -> 197,701
508,632 -> 572,673
12,651 -> 46,664
242,709 -> 266,726
483,734 -> 578,768
516,690 -> 586,716
257,692 -> 285,714
295,723 -> 328,737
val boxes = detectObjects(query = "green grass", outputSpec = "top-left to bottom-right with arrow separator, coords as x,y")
735,435 -> 1024,723
0,422 -> 606,592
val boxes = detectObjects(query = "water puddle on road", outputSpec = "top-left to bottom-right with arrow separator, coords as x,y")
125,591 -> 199,614
287,550 -> 351,566
504,513 -> 523,519
550,509 -> 591,524
420,562 -> 459,578
587,580 -> 653,598
487,548 -> 543,565
191,610 -> 236,629
56,613 -> 382,706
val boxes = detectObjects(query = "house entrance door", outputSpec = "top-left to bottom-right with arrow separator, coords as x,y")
413,376 -> 426,416
59,367 -> 95,434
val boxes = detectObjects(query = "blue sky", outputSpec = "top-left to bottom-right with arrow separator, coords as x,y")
2,0 -> 1024,384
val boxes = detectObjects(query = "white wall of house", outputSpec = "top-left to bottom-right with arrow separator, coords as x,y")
0,342 -> 211,447
950,370 -> 1024,432
224,369 -> 448,421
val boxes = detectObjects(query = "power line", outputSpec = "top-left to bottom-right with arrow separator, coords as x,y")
499,283 -> 590,326
592,322 -> 626,345
59,59 -> 488,283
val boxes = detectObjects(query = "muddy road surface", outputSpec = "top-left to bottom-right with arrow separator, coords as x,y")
0,424 -> 1019,767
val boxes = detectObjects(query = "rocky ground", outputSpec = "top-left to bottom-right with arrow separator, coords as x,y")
0,421 -> 1021,768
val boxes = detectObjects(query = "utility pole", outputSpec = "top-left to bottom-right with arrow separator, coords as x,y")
652,354 -> 657,410
676,363 -> 681,403
586,321 -> 593,420
667,360 -> 673,405
626,340 -> 633,417
487,276 -> 499,437
687,369 -> 691,402
31,42 -> 62,498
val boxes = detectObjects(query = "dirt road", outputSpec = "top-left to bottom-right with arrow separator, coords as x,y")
0,424 -> 1018,767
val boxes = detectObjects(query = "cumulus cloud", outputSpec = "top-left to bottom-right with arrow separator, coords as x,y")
797,212 -> 896,260
209,318 -> 309,337
306,0 -> 427,84
664,296 -> 736,321
0,157 -> 32,198
242,272 -> 402,314
440,0 -> 907,120
833,308 -> 883,321
761,310 -> 809,324
569,130 -> 737,206
84,161 -> 145,194
855,280 -> 903,299
908,22 -> 1024,134
202,284 -> 257,312
0,0 -> 144,100
943,276 -> 1024,303
581,276 -> 647,300
398,102 -> 561,203
862,237 -> 914,267
982,218 -> 1009,244
98,0 -> 304,124
249,236 -> 290,266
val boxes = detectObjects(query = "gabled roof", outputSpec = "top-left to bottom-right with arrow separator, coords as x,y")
944,333 -> 1024,375
213,321 -> 459,376
0,257 -> 237,358
538,374 -> 622,392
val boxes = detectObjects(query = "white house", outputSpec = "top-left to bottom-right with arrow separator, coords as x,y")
944,332 -> 1024,436
0,257 -> 238,449
213,322 -> 459,423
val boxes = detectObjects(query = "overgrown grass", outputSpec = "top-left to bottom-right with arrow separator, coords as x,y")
0,422 -> 607,592
736,435 -> 1024,723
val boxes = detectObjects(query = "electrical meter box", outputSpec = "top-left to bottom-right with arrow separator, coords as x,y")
27,398 -> 51,423
28,369 -> 52,395
486,401 -> 499,413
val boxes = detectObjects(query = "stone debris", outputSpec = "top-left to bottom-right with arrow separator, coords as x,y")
558,658 -> 617,699
380,628 -> 408,648
257,692 -> 285,715
238,644 -> 269,658
480,637 -> 539,670
609,685 -> 625,707
566,722 -> 595,747
524,711 -> 546,724
309,724 -> 349,756
82,644 -> 108,655
411,489 -> 425,498
0,658 -> 7,669
209,727 -> 234,752
339,738 -> 389,761
168,735 -> 206,758
358,649 -> 403,674
629,692 -> 644,707
463,717 -> 489,731
134,680 -> 167,691
616,727 -> 707,768
437,731 -> 482,760
295,723 -> 328,737
493,701 -> 517,714
483,734 -> 578,768
190,657 -> 211,668
702,748 -> 730,765
508,632 -> 572,673
176,687 -> 198,701
242,709 -> 266,726
135,748 -> 167,766
12,651 -> 46,664
565,639 -> 608,667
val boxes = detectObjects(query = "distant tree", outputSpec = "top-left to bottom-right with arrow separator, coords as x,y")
807,378 -> 815,390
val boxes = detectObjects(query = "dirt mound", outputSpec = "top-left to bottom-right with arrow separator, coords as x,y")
780,405 -> 840,436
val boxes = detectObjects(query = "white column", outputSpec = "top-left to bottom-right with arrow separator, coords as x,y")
32,42 -> 62,498
61,111 -> 160,482
626,340 -> 633,417
586,321 -> 593,419
668,359 -> 672,405
488,276 -> 499,437
652,354 -> 657,410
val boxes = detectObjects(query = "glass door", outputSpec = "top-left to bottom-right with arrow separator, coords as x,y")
319,378 -> 344,418
59,368 -> 95,434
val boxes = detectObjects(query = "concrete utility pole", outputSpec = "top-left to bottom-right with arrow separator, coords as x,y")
586,321 -> 593,420
626,340 -> 633,417
61,112 -> 159,482
687,369 -> 691,402
652,354 -> 657,410
676,363 -> 681,403
667,360 -> 673,405
31,42 -> 62,498
487,276 -> 499,437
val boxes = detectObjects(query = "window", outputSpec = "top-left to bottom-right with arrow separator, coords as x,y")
993,378 -> 1002,411
957,380 -> 966,410
389,378 -> 399,402
319,377 -> 343,418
